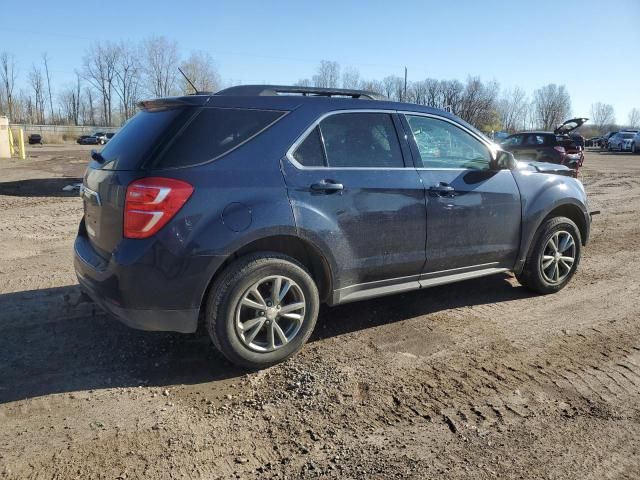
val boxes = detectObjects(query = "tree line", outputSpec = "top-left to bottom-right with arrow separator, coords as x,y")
0,36 -> 220,127
296,60 -> 574,132
1,45 -> 638,133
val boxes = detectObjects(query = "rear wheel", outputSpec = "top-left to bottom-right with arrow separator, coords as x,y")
517,216 -> 581,294
206,253 -> 319,369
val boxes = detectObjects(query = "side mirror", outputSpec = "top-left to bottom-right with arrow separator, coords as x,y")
491,150 -> 517,170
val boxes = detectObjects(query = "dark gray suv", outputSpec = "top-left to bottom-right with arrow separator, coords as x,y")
74,85 -> 592,368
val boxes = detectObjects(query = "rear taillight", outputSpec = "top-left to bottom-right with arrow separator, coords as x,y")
124,177 -> 193,239
554,146 -> 566,154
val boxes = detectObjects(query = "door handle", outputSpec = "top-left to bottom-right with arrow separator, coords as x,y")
310,180 -> 344,193
428,183 -> 455,196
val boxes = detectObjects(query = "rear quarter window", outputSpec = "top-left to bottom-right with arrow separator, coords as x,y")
152,107 -> 286,169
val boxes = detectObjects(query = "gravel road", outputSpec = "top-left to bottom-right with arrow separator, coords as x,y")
1,145 -> 639,479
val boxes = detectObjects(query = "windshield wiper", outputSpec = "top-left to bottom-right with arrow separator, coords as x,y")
90,149 -> 105,164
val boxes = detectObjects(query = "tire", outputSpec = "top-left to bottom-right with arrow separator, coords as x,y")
516,216 -> 582,294
632,142 -> 637,154
205,252 -> 320,369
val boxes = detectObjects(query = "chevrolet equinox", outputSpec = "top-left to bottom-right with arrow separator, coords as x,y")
75,85 -> 593,368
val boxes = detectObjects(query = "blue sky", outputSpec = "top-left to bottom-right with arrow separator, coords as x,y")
2,0 -> 639,124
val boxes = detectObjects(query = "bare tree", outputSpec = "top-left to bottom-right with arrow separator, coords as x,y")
83,87 -> 96,126
180,51 -> 220,94
59,73 -> 82,125
532,84 -> 571,130
457,77 -> 500,129
28,65 -> 46,124
0,52 -> 18,120
83,42 -> 118,125
294,78 -> 312,87
381,76 -> 404,101
359,79 -> 384,96
423,79 -> 442,108
407,80 -> 428,105
312,60 -> 340,88
628,108 -> 640,128
22,90 -> 35,124
497,86 -> 528,132
441,79 -> 464,114
42,53 -> 55,123
341,67 -> 361,90
141,36 -> 179,97
590,102 -> 615,132
113,42 -> 141,121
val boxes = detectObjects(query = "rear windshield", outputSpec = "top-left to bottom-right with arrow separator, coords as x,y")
99,108 -> 184,170
99,106 -> 285,170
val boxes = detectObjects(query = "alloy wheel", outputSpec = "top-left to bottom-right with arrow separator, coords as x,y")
540,231 -> 576,284
235,275 -> 306,352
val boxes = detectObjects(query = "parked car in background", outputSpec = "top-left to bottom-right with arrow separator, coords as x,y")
75,85 -> 593,368
608,132 -> 636,152
586,137 -> 601,147
570,133 -> 585,148
28,134 -> 43,145
92,132 -> 108,145
77,135 -> 101,145
105,132 -> 115,143
500,118 -> 588,170
600,131 -> 618,150
633,132 -> 640,154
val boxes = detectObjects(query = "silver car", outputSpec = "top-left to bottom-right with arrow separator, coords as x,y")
608,132 -> 636,152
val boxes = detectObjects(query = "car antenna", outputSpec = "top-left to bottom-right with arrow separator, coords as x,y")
178,67 -> 199,94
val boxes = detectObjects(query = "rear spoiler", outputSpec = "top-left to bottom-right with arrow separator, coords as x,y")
137,96 -> 209,111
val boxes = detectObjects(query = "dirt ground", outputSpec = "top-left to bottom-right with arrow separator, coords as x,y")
1,144 -> 639,479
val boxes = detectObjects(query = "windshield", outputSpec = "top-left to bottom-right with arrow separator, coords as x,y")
622,133 -> 635,139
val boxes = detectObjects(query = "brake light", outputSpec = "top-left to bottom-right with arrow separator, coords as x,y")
124,177 -> 193,239
554,146 -> 566,154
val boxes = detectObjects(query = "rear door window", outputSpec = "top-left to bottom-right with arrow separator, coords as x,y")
153,107 -> 286,169
525,134 -> 546,146
318,113 -> 404,168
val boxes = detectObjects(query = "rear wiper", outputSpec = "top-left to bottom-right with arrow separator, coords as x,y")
91,149 -> 105,164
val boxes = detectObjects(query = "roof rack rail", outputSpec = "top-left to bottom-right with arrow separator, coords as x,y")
215,84 -> 386,100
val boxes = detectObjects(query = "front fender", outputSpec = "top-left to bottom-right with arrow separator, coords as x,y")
513,168 -> 590,273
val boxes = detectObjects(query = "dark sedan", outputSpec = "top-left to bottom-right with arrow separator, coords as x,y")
77,135 -> 100,145
500,118 -> 588,169
28,134 -> 43,145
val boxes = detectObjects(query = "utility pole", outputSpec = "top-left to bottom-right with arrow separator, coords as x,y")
403,67 -> 407,102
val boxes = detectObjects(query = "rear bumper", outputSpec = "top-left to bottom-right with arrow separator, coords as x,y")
77,273 -> 199,333
74,231 -> 227,334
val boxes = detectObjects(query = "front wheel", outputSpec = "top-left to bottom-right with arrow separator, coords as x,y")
206,253 -> 320,369
517,216 -> 582,294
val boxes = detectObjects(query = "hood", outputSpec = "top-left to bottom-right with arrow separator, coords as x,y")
554,118 -> 588,135
517,160 -> 574,177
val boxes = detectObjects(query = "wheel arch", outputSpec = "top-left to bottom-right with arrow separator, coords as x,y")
515,200 -> 589,274
544,203 -> 589,246
199,235 -> 334,324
